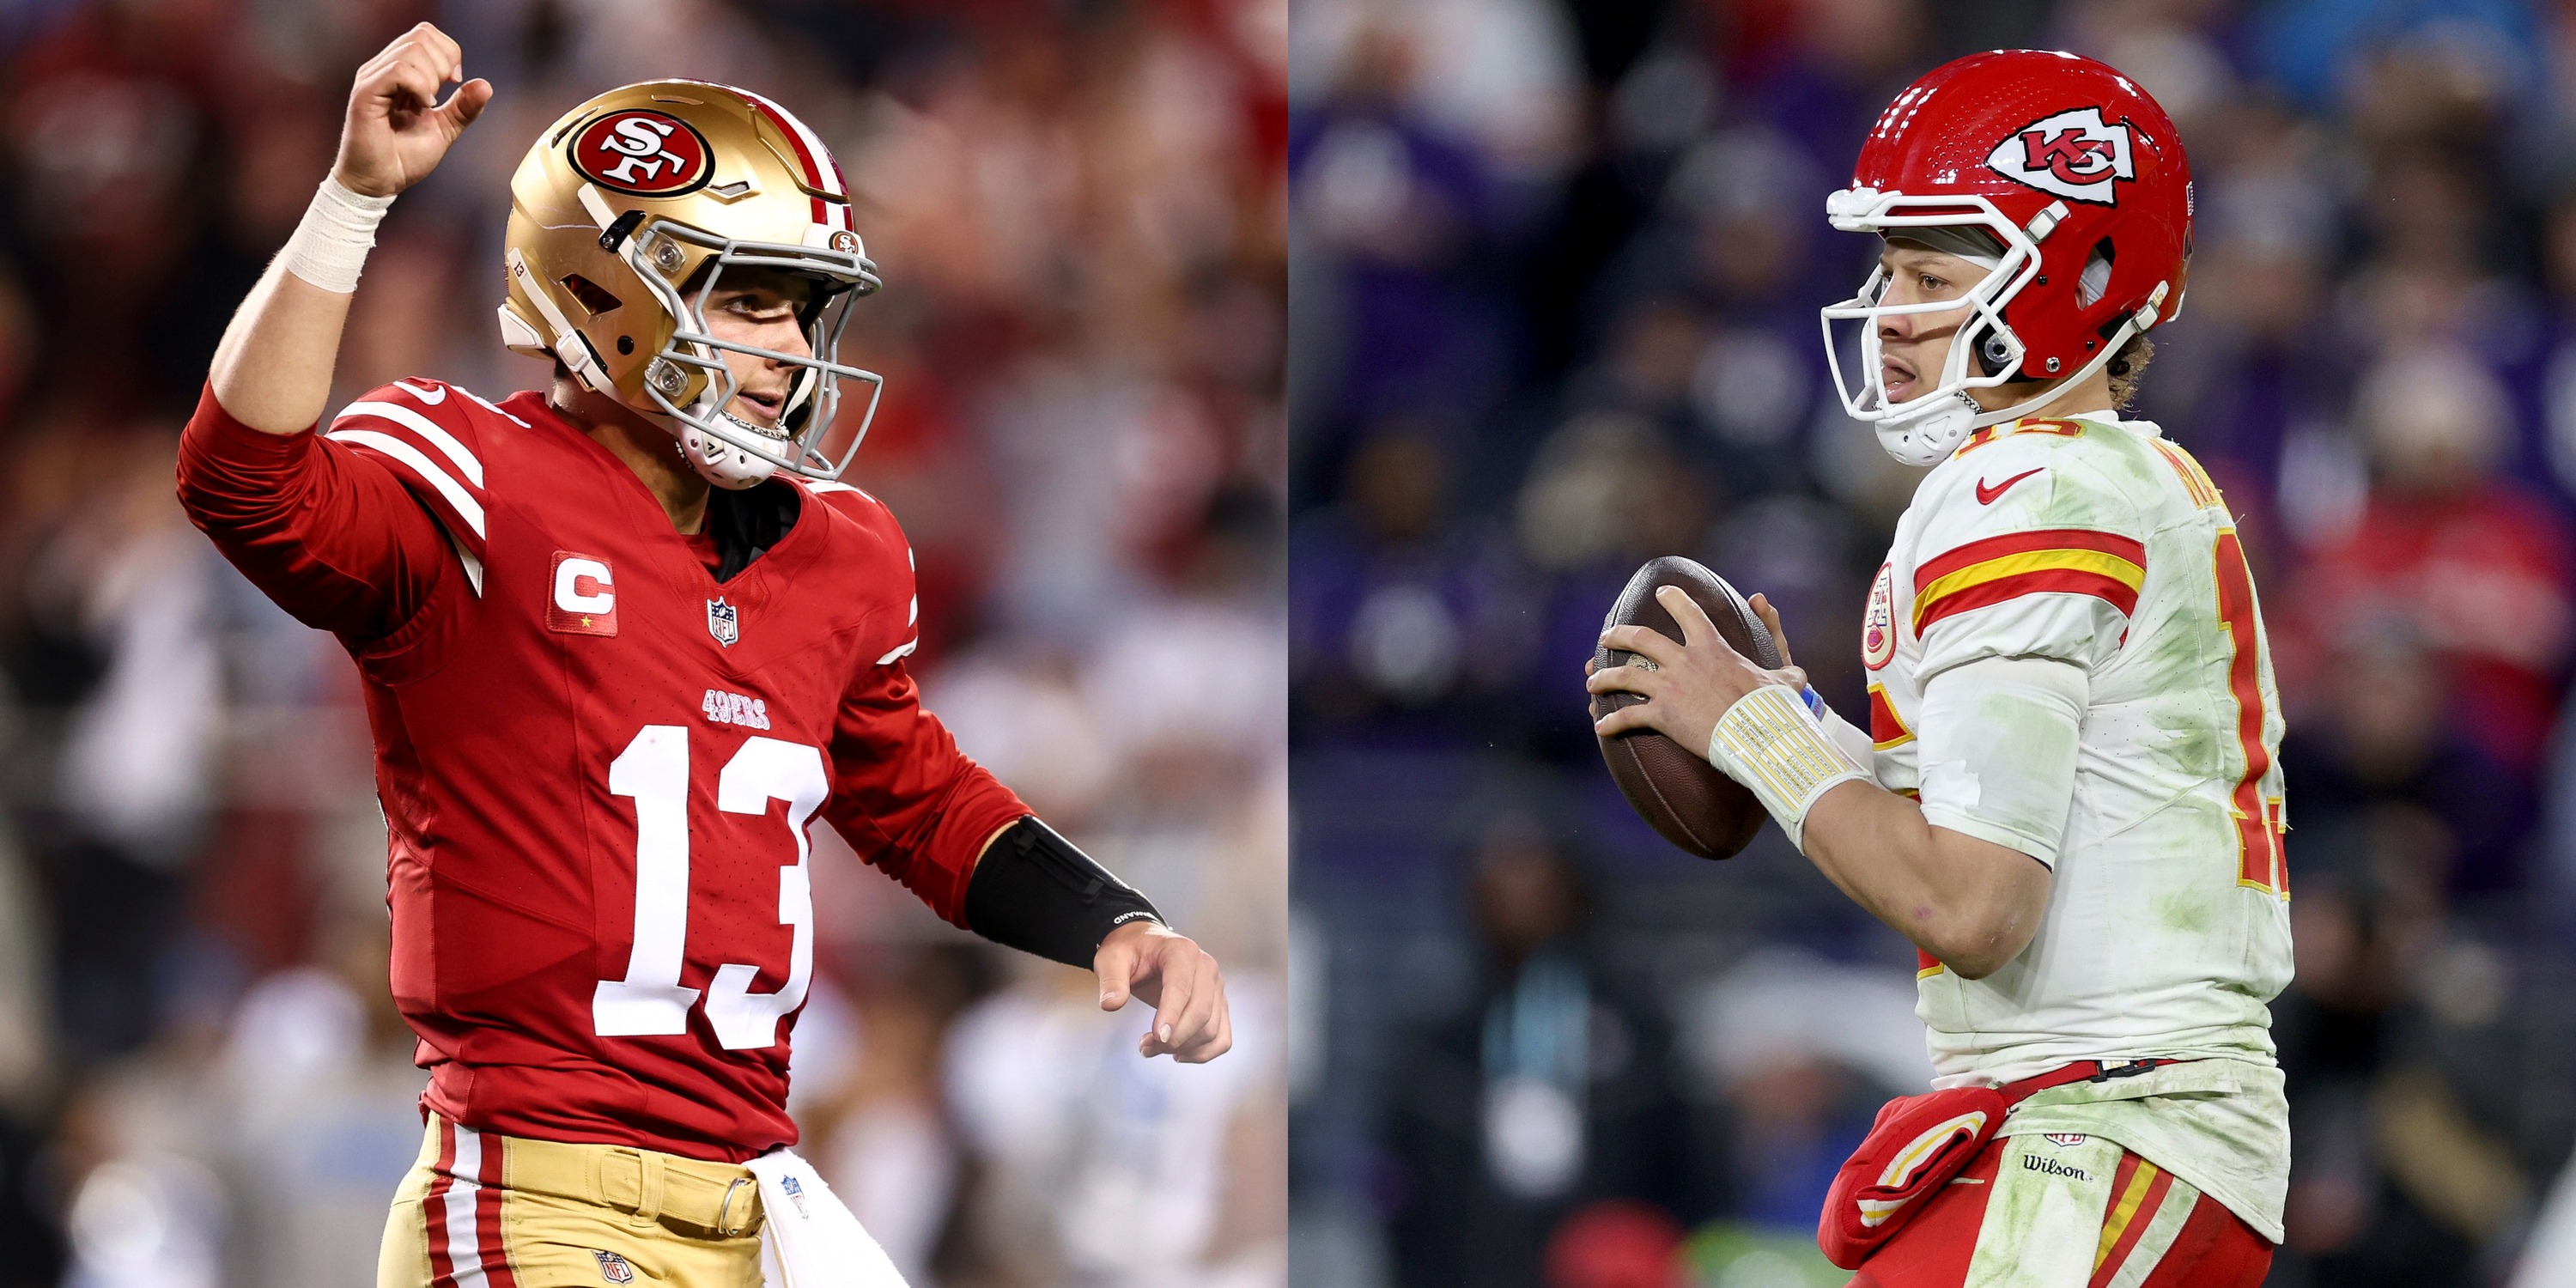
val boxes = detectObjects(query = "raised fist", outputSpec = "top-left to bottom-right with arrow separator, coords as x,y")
333,22 -> 492,198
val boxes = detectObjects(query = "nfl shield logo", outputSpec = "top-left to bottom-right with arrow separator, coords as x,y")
592,1250 -> 635,1284
707,598 -> 740,647
2044,1133 -> 2087,1147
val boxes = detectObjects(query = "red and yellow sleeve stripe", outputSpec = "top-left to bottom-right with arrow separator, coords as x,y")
1867,683 -> 1914,750
1912,528 -> 2146,633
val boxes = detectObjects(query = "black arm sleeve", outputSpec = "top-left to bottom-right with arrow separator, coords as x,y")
962,817 -> 1164,968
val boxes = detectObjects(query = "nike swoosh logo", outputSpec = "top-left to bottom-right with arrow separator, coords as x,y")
1976,467 -> 2044,505
391,380 -> 447,404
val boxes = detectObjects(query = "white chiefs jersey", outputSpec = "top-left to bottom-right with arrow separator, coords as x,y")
1862,411 -> 2294,1239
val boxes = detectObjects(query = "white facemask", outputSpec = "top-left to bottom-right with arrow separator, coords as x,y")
1820,187 -> 2160,467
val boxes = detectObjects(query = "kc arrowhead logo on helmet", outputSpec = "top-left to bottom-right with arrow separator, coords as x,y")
570,110 -> 714,197
1817,51 -> 2190,466
1985,107 -> 2136,205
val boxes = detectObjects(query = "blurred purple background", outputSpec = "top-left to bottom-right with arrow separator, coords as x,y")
1288,2 -> 2576,1285
0,3 -> 1286,1286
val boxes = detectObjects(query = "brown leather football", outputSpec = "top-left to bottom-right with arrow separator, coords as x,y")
1591,556 -> 1783,860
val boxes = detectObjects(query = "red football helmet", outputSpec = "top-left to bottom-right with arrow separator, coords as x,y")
1820,50 -> 2192,465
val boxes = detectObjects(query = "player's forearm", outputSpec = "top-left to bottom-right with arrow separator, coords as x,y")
210,171 -> 402,434
209,261 -> 360,434
212,24 -> 488,433
1799,781 -> 2049,978
962,817 -> 1163,967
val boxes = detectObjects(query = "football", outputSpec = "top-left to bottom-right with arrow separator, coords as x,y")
1591,556 -> 1783,860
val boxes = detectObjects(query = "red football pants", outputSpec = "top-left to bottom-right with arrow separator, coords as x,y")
1848,1134 -> 2273,1288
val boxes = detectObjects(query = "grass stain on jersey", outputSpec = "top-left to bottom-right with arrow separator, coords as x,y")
2154,883 -> 2221,936
2146,690 -> 2225,777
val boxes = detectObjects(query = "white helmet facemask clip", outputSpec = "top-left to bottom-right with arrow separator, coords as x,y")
1820,188 -> 2152,466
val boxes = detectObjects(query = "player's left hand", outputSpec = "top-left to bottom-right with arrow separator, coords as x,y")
1096,920 -> 1231,1063
1588,585 -> 1807,753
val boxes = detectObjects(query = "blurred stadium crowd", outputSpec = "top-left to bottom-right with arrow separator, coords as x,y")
1290,1 -> 2576,1285
0,2 -> 1286,1286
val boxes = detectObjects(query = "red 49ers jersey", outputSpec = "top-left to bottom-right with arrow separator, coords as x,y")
182,379 -> 1027,1162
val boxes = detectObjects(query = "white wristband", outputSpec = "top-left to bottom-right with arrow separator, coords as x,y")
279,176 -> 395,294
1706,684 -> 1869,852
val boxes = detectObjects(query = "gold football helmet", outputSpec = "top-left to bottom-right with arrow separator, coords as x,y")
500,80 -> 882,486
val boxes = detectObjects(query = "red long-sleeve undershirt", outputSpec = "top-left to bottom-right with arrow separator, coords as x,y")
175,384 -> 452,644
176,385 -> 729,637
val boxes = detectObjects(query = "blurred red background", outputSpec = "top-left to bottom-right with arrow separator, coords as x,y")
0,3 -> 1286,1286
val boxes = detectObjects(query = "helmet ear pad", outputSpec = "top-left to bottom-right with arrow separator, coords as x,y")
505,215 -> 714,414
1999,197 -> 2186,379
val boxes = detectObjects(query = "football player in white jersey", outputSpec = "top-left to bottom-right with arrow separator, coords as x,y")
1588,52 -> 2288,1288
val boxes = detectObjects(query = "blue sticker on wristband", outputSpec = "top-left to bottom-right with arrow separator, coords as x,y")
1799,684 -> 1826,716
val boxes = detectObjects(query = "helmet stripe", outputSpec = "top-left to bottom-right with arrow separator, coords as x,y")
734,88 -> 846,229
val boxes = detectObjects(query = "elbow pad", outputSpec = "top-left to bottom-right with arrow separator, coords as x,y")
1915,655 -> 2088,866
962,817 -> 1163,968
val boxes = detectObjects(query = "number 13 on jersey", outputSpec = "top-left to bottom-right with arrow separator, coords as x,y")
592,724 -> 828,1049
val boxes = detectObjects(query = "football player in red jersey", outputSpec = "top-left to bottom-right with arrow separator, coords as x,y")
175,24 -> 1231,1288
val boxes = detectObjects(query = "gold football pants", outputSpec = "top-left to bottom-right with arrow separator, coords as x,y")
379,1112 -> 767,1288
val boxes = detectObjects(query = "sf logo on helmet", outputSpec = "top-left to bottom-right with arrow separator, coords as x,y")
570,109 -> 714,197
1984,106 -> 2136,205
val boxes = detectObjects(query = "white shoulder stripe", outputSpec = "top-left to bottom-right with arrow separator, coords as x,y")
326,428 -> 488,538
805,479 -> 882,507
334,401 -> 485,486
876,638 -> 918,665
459,386 -> 531,428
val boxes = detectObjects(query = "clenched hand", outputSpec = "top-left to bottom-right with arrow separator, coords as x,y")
335,22 -> 492,198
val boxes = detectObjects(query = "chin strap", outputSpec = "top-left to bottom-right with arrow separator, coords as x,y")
1877,283 -> 2168,467
681,422 -> 779,489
